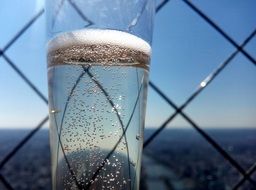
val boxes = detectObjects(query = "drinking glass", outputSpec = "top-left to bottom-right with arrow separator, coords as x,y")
45,0 -> 155,189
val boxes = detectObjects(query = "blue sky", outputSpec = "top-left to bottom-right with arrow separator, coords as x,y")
0,0 -> 256,128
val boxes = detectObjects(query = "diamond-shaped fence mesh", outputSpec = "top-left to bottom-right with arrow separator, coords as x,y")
0,0 -> 256,189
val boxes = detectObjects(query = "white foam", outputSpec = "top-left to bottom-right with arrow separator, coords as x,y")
48,29 -> 151,55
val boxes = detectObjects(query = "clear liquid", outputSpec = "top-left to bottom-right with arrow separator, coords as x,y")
48,63 -> 149,190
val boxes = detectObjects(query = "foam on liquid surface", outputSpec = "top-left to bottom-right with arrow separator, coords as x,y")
48,29 -> 151,56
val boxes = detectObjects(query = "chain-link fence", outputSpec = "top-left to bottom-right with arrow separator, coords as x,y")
0,0 -> 256,189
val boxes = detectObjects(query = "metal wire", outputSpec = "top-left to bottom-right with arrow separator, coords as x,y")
2,9 -> 44,53
0,116 -> 49,170
233,163 -> 256,190
1,53 -> 48,104
144,27 -> 256,147
182,0 -> 256,66
156,0 -> 170,13
67,0 -> 94,27
0,174 -> 14,190
0,0 -> 256,189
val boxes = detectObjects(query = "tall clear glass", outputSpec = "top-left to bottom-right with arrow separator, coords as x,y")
45,1 -> 155,189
